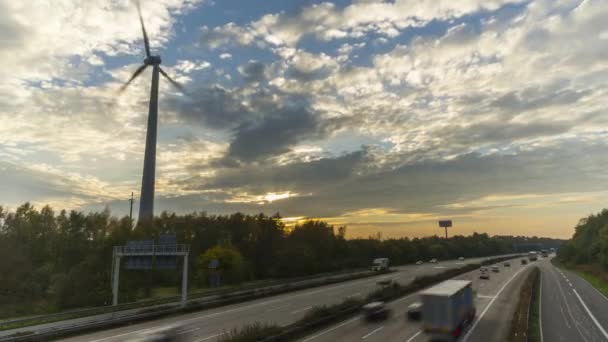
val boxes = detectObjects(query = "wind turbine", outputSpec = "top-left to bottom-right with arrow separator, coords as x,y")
120,0 -> 185,221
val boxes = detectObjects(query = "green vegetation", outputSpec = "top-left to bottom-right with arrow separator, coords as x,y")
0,202 -> 561,319
557,209 -> 608,267
529,268 -> 542,342
557,209 -> 608,297
571,265 -> 608,298
507,266 -> 540,342
217,322 -> 284,342
220,256 -> 517,342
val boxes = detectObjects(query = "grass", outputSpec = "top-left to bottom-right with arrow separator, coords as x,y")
528,267 -> 541,342
217,322 -> 284,342
507,266 -> 541,342
571,265 -> 608,299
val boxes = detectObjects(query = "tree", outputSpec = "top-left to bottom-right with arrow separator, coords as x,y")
198,243 -> 245,284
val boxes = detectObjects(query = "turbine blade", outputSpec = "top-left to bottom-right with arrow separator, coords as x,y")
119,64 -> 148,93
136,0 -> 151,57
159,68 -> 188,95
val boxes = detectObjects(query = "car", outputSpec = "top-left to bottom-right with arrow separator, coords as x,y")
479,267 -> 490,279
362,301 -> 390,321
491,265 -> 500,273
430,258 -> 438,263
458,257 -> 465,261
128,323 -> 187,342
406,301 -> 423,321
376,278 -> 392,286
503,261 -> 511,267
416,260 -> 424,265
521,259 -> 528,265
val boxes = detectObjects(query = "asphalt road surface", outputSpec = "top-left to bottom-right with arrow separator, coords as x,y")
61,256 -> 503,342
539,258 -> 608,342
300,257 -> 531,342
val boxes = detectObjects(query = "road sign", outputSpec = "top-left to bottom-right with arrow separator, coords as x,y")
124,240 -> 154,269
438,220 -> 452,228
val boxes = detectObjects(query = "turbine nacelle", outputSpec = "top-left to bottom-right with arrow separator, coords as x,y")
144,55 -> 162,65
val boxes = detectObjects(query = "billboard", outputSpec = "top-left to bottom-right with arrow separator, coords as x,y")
438,220 -> 452,228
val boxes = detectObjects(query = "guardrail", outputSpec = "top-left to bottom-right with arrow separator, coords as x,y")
0,267 -> 372,332
0,269 -> 379,341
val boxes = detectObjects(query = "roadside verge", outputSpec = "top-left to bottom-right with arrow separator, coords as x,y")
507,266 -> 540,342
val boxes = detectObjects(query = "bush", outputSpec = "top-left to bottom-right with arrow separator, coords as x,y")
218,322 -> 283,342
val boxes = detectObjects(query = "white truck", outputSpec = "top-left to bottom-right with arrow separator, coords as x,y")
371,258 -> 390,271
421,279 -> 476,341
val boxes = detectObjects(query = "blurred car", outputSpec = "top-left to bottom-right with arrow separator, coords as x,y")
406,301 -> 423,321
416,260 -> 424,265
479,267 -> 490,279
127,324 -> 186,342
491,265 -> 500,273
430,258 -> 438,263
376,277 -> 392,286
458,257 -> 465,261
362,301 -> 390,321
504,261 -> 511,267
521,259 -> 528,265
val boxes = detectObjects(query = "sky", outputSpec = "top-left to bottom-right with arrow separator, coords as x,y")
1,0 -> 607,239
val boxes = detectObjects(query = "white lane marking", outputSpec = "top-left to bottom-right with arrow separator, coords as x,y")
89,327 -> 159,342
551,266 -> 589,341
570,269 -> 608,304
462,265 -> 528,341
560,306 -> 572,329
573,289 -> 608,339
300,316 -> 359,341
193,333 -> 221,341
405,330 -> 422,342
477,295 -> 495,299
291,306 -> 313,314
539,274 -> 544,342
178,327 -> 200,335
88,256 -> 509,342
433,266 -> 446,269
362,326 -> 383,339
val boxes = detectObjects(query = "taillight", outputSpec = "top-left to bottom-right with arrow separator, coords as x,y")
453,326 -> 461,337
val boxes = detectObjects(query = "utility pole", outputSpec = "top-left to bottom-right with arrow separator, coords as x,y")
129,192 -> 134,226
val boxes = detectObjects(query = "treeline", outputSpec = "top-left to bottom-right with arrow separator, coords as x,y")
0,203 -> 562,317
558,209 -> 608,267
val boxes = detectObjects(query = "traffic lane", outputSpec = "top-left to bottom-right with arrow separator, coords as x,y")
299,259 -> 524,342
181,258 -> 492,342
539,260 -> 608,342
559,265 -> 608,328
62,257 -> 495,342
461,263 -> 531,342
396,260 -> 528,342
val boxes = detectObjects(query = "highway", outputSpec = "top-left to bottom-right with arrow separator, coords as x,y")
299,257 -> 531,342
539,258 -> 608,342
60,256 -> 500,342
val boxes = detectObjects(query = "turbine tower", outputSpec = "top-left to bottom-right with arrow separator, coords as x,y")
120,0 -> 185,221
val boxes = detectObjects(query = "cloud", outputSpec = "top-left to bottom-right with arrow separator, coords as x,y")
238,61 -> 267,83
197,0 -> 525,49
226,105 -> 325,162
200,22 -> 256,49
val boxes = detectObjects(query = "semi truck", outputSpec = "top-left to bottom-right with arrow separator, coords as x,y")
371,258 -> 390,271
421,279 -> 476,341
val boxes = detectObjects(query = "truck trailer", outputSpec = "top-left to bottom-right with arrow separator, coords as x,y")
421,279 -> 476,341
